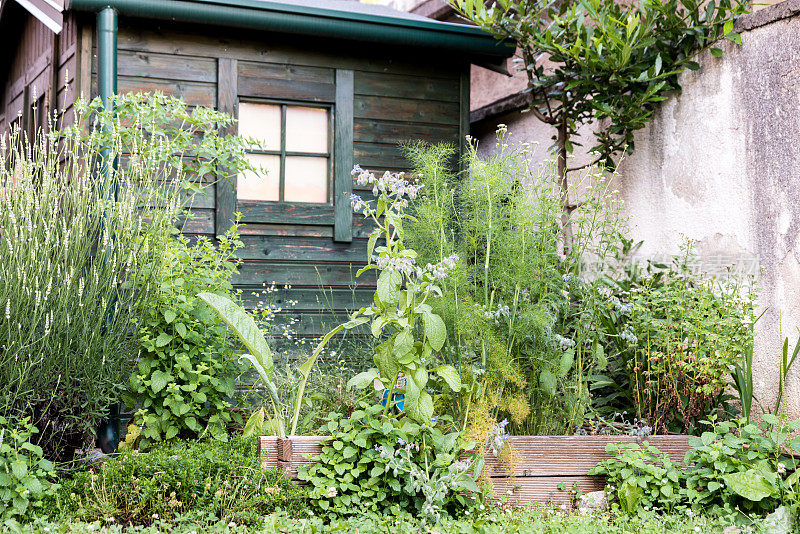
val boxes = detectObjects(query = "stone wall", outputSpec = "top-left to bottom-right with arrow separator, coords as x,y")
468,1 -> 800,416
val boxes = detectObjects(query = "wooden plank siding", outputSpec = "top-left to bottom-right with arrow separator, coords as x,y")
83,19 -> 467,345
0,7 -> 80,133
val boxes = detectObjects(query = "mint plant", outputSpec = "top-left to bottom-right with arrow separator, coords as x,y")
0,416 -> 57,522
589,441 -> 683,515
298,403 -> 481,522
123,220 -> 244,449
345,166 -> 462,424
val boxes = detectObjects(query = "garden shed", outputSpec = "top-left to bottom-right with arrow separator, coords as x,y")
0,0 -> 513,339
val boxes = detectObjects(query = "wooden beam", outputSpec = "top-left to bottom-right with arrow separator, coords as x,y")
215,57 -> 238,237
333,68 -> 353,243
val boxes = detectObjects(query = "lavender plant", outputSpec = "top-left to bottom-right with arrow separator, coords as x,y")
344,166 -> 463,424
0,92 -> 259,460
0,106 -> 181,460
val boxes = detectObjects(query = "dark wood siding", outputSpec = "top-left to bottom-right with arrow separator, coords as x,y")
95,20 -> 466,344
0,6 -> 80,133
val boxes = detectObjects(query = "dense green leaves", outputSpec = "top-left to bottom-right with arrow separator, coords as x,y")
594,417 -> 800,518
0,416 -> 57,522
124,222 -> 244,450
451,0 -> 747,170
299,403 -> 480,521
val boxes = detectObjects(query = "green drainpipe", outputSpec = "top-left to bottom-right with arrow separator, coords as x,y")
95,5 -> 121,455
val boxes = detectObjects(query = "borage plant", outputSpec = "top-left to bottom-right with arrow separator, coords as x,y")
345,166 -> 463,424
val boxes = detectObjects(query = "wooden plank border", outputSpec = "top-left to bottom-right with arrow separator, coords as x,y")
258,434 -> 692,505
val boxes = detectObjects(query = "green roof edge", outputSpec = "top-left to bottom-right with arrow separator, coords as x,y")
66,0 -> 515,60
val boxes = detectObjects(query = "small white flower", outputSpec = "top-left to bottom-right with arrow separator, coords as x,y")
152,513 -> 159,519
228,521 -> 236,528
778,462 -> 786,474
326,486 -> 337,498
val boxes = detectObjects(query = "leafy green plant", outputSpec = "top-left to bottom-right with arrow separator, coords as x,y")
123,221 -> 245,450
589,441 -> 683,515
404,137 -> 626,435
450,0 -> 746,244
771,332 -> 800,416
341,166 -> 463,425
589,245 -> 757,433
298,402 -> 481,522
593,417 -> 800,522
198,290 -> 365,438
0,416 -> 57,522
682,416 -> 800,518
56,435 -> 306,525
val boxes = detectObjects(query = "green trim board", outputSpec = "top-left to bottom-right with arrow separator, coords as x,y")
334,69 -> 353,243
215,57 -> 238,236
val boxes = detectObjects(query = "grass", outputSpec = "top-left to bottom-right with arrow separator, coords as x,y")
11,507 -> 750,533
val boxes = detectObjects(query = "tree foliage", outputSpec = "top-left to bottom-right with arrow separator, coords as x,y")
450,0 -> 748,171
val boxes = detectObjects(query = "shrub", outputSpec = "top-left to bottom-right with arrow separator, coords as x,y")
590,246 -> 757,433
298,402 -> 482,522
404,136 -> 627,435
123,220 -> 244,450
0,92 -> 257,460
56,435 -> 306,524
0,416 -> 57,522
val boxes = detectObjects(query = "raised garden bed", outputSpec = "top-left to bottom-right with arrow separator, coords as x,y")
259,434 -> 691,506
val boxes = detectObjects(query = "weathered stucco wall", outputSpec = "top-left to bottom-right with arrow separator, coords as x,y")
470,4 -> 800,416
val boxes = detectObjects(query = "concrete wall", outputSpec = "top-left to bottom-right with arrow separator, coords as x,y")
468,2 -> 800,416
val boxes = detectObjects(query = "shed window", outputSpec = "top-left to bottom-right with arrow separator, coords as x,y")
238,102 -> 330,204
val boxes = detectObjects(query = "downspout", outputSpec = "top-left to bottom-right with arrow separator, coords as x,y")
97,5 -> 117,171
95,5 -> 121,455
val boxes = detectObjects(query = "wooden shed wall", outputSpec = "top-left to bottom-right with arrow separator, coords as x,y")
96,20 -> 468,345
0,6 -> 81,133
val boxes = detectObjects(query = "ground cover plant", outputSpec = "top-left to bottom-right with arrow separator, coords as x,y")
592,415 -> 800,527
10,507 -> 754,533
52,435 -> 306,526
0,416 -> 57,522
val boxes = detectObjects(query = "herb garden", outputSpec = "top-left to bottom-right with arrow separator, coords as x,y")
1,2 -> 800,531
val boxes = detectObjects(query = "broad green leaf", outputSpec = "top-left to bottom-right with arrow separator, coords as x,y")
700,431 -> 716,446
10,460 -> 27,479
722,469 -> 776,501
539,370 -> 556,396
435,365 -> 462,392
198,292 -> 273,375
376,269 -> 402,305
407,391 -> 434,424
422,311 -> 446,351
163,309 -> 176,324
348,369 -> 379,390
175,322 -> 187,338
155,332 -> 172,348
150,370 -> 172,394
367,230 -> 379,261
374,342 -> 399,381
618,479 -> 642,514
559,348 -> 574,376
243,408 -> 265,438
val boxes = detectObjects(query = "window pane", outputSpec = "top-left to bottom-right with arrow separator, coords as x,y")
284,156 -> 328,203
238,103 -> 281,151
238,154 -> 280,201
285,107 -> 328,154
